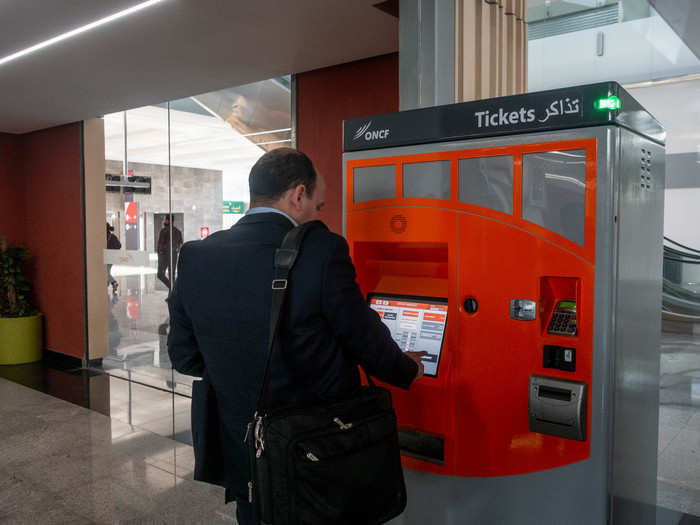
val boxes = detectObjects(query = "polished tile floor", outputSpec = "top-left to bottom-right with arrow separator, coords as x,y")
0,377 -> 236,524
658,331 -> 700,517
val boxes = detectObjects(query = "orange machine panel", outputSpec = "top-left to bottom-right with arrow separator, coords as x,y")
348,208 -> 458,475
346,139 -> 596,477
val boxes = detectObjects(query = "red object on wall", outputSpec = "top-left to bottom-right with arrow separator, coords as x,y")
126,296 -> 140,321
125,202 -> 138,223
297,53 -> 399,234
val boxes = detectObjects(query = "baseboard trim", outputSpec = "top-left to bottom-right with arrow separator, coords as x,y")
44,349 -> 82,370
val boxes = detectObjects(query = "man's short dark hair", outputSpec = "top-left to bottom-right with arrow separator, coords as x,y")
249,148 -> 316,205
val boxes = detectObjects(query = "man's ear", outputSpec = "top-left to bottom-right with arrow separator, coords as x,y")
293,184 -> 307,204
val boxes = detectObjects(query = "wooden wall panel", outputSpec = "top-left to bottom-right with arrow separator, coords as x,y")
456,0 -> 528,101
297,54 -> 399,234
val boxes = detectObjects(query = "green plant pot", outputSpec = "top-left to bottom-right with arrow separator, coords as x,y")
0,314 -> 43,365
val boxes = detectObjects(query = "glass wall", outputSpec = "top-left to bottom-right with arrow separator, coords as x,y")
101,77 -> 292,442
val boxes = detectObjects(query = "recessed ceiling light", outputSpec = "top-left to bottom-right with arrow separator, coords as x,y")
0,0 -> 168,67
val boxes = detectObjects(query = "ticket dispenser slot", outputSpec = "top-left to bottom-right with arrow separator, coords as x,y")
398,429 -> 445,465
529,375 -> 587,441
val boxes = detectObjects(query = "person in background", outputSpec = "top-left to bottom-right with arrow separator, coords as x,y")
157,215 -> 183,290
106,222 -> 121,294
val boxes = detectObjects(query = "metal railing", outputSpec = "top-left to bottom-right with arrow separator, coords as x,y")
663,237 -> 700,322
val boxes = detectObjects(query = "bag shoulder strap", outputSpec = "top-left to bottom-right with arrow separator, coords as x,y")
255,221 -> 318,415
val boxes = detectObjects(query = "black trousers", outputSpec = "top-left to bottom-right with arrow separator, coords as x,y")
235,498 -> 253,525
157,255 -> 174,290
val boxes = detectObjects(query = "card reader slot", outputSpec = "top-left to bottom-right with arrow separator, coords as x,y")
535,418 -> 573,427
398,429 -> 444,465
537,385 -> 572,402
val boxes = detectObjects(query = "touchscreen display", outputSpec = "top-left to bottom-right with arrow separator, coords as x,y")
368,294 -> 448,378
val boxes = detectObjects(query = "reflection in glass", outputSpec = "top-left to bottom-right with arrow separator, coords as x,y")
403,160 -> 450,199
354,165 -> 396,202
522,150 -> 586,245
102,78 -> 290,399
458,156 -> 513,213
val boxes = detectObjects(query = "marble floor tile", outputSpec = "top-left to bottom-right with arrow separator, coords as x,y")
0,378 -> 230,524
659,429 -> 700,488
56,474 -> 156,525
658,479 -> 700,519
660,405 -> 696,429
660,424 -> 684,454
0,468 -> 96,524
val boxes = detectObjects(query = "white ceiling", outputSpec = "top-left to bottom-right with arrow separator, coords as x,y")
0,0 -> 398,133
104,105 -> 263,201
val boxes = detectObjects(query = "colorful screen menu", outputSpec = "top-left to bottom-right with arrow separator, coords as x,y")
368,294 -> 448,378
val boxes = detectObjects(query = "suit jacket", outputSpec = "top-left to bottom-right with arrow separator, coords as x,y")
167,212 -> 418,500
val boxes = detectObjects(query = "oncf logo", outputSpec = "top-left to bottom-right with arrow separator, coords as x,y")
390,215 -> 408,234
353,121 -> 391,141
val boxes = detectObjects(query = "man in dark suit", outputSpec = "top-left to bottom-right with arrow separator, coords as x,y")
157,215 -> 183,290
167,148 -> 425,524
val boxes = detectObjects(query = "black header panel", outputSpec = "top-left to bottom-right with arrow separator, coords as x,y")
343,82 -> 665,152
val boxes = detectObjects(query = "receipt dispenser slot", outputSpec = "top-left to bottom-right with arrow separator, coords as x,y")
529,375 -> 587,441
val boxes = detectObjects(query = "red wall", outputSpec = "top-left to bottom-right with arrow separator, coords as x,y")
0,124 -> 85,359
21,124 -> 85,358
297,53 -> 399,234
0,133 -> 24,245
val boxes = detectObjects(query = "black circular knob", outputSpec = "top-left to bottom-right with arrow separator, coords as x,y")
464,297 -> 478,314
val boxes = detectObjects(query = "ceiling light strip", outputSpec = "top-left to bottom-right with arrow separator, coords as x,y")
189,97 -> 224,121
241,128 -> 292,137
254,138 -> 293,146
0,0 -> 167,67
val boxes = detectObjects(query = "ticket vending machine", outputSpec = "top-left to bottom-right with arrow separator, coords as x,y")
342,82 -> 664,524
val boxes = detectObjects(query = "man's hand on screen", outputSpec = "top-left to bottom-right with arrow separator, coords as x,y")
405,351 -> 428,380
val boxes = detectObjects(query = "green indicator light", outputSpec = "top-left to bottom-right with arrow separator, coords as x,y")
595,95 -> 621,111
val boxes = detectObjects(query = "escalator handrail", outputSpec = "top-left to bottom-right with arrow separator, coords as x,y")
664,255 -> 700,264
662,309 -> 700,321
664,236 -> 700,255
663,291 -> 700,310
664,246 -> 700,261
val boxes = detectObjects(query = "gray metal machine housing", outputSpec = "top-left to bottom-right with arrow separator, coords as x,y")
343,112 -> 665,524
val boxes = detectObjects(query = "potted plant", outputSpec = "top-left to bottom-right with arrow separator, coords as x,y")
0,236 -> 43,365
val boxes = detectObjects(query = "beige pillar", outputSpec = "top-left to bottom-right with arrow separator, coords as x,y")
83,118 -> 109,361
455,0 -> 528,102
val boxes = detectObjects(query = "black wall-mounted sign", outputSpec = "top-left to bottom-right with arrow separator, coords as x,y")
343,82 -> 664,152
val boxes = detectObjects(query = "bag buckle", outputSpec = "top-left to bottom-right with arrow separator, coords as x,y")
271,279 -> 287,290
333,417 -> 353,431
254,416 -> 265,458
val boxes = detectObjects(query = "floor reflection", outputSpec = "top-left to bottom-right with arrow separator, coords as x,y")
0,358 -> 110,417
658,331 -> 700,517
104,270 -> 194,396
0,377 -> 234,524
109,376 -> 192,446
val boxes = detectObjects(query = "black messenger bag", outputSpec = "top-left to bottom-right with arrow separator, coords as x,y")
245,222 -> 407,525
